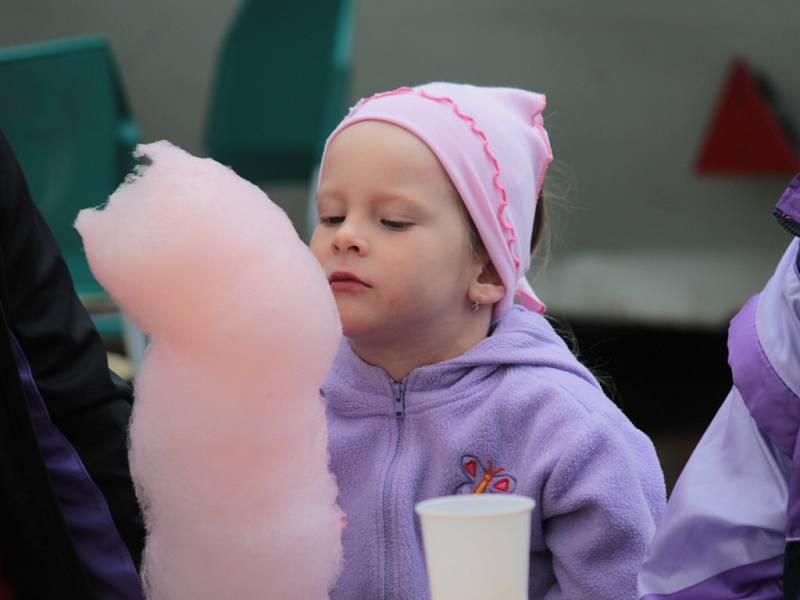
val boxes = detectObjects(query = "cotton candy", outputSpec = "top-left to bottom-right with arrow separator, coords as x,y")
75,140 -> 343,599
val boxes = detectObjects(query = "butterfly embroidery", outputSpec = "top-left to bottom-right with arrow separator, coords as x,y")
454,454 -> 516,494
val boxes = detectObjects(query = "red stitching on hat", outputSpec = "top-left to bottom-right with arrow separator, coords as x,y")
530,107 -> 553,199
416,89 -> 522,272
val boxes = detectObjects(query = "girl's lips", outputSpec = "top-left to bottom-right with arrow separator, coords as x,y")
330,280 -> 369,293
328,271 -> 371,292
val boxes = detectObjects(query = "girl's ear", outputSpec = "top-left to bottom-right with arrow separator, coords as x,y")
469,252 -> 505,307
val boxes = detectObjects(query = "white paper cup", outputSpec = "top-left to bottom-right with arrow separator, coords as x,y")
415,494 -> 534,600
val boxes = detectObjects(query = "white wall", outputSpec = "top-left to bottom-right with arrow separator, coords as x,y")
2,0 -> 798,325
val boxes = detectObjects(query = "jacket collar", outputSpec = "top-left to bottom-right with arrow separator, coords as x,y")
321,306 -> 584,416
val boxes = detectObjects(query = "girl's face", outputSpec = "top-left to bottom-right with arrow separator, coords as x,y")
310,120 -> 482,346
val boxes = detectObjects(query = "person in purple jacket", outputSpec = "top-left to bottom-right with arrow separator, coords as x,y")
309,82 -> 666,600
638,176 -> 800,600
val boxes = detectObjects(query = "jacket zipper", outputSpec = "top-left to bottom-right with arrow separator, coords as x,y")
382,380 -> 406,600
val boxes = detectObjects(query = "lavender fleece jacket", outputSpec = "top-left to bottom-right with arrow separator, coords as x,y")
323,306 -> 666,599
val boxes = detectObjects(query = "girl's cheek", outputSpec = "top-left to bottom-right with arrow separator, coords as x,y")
309,228 -> 328,252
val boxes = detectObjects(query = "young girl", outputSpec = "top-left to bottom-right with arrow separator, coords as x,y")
310,82 -> 666,600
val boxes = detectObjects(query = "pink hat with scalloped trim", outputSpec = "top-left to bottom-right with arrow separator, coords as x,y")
320,82 -> 553,315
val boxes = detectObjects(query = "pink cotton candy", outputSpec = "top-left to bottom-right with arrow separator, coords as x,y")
75,140 -> 344,599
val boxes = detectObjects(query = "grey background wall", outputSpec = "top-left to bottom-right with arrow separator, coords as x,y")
2,1 -> 798,325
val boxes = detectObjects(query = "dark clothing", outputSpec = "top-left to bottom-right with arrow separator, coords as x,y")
0,131 -> 144,598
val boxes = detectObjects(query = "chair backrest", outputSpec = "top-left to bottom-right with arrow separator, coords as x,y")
204,0 -> 355,183
0,35 -> 138,337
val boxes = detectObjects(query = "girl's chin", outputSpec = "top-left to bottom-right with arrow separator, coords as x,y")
340,320 -> 372,340
339,315 -> 389,344
337,303 -> 415,343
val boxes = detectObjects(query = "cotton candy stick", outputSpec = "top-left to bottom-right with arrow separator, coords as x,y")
75,141 -> 343,599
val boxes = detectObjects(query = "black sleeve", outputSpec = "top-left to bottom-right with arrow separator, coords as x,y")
0,131 -> 145,568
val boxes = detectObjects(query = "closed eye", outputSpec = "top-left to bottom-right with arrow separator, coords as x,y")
319,216 -> 344,226
381,219 -> 412,231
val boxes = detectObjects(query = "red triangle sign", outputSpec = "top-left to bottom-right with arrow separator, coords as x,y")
695,60 -> 799,174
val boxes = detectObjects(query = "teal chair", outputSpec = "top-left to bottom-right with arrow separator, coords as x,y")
0,35 -> 138,341
204,0 -> 355,186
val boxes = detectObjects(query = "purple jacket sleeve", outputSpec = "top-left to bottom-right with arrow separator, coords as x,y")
542,415 -> 665,600
637,390 -> 786,599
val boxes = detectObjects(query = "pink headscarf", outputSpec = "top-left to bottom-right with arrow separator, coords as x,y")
320,82 -> 553,315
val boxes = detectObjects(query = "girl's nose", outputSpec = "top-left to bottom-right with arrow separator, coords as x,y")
331,223 -> 367,255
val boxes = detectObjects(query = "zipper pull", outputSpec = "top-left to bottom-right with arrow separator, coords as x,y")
392,381 -> 405,417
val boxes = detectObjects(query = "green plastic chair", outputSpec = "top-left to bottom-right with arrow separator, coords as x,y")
0,35 -> 139,339
204,0 -> 355,184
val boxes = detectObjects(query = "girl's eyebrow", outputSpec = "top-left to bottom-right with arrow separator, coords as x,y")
316,189 -> 428,215
371,192 -> 425,212
316,188 -> 344,202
